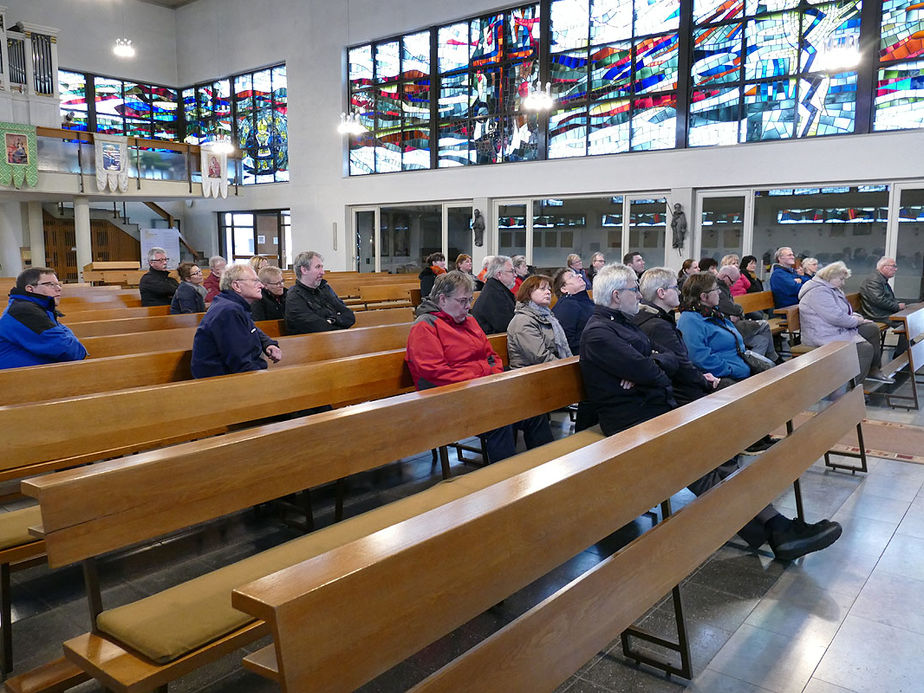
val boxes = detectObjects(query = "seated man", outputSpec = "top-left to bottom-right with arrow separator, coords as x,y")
580,264 -> 841,561
203,255 -> 226,303
471,254 -> 516,335
0,267 -> 87,369
191,263 -> 282,378
406,270 -> 553,463
139,247 -> 179,307
622,251 -> 646,279
251,265 -> 288,322
859,257 -> 908,358
285,251 -> 355,334
769,246 -> 804,308
715,265 -> 779,363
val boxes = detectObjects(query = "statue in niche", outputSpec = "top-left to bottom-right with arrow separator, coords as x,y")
471,209 -> 485,247
671,203 -> 688,249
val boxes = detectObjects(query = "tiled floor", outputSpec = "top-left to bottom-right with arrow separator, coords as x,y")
7,371 -> 924,692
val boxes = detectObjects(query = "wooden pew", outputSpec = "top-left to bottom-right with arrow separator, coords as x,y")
19,355 -> 593,693
879,302 -> 924,409
733,291 -> 786,336
0,323 -> 418,407
357,283 -> 417,309
57,305 -> 172,323
232,343 -> 864,691
64,313 -> 205,338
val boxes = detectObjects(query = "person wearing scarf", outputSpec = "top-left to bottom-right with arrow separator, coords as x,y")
506,274 -> 572,367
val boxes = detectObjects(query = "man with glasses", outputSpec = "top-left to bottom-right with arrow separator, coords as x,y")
472,254 -> 517,335
406,271 -> 553,463
191,263 -> 282,378
0,267 -> 87,369
285,250 -> 355,334
251,265 -> 288,322
860,257 -> 908,358
139,246 -> 179,307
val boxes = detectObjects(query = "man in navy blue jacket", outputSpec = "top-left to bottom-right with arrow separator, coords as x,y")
0,267 -> 87,370
191,264 -> 283,378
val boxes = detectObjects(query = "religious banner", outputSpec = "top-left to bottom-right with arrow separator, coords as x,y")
94,134 -> 130,192
0,122 -> 38,189
200,144 -> 229,199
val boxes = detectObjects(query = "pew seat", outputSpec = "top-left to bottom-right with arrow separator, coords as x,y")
732,291 -> 786,336
0,506 -> 45,674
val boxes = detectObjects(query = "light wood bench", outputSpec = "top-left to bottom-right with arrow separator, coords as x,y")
232,342 -> 864,691
733,291 -> 786,336
0,323 -> 418,407
880,302 -> 924,410
64,313 -> 206,338
18,357 -> 595,692
57,305 -> 172,323
357,283 -> 418,309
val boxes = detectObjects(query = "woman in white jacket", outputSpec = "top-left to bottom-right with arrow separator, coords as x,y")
798,261 -> 891,384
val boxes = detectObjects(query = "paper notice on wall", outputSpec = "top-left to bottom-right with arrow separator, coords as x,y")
140,228 -> 181,270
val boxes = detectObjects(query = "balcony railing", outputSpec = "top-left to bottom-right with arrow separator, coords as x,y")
34,126 -> 243,192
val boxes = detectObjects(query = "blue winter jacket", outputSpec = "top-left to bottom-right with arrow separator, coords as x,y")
676,309 -> 750,380
0,289 -> 88,370
552,290 -> 595,355
768,264 -> 804,308
190,290 -> 278,378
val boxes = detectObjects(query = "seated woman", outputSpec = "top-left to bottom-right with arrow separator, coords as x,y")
678,258 -> 699,287
566,253 -> 592,290
551,267 -> 595,355
511,255 -> 530,294
801,257 -> 819,279
248,255 -> 270,274
676,271 -> 750,381
798,261 -> 891,384
721,254 -> 751,296
418,252 -> 447,297
251,265 -> 288,321
170,262 -> 205,314
507,274 -> 572,368
741,255 -> 764,293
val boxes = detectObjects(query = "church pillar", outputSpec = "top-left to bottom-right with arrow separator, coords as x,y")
73,196 -> 91,281
0,202 -> 25,277
27,201 -> 45,267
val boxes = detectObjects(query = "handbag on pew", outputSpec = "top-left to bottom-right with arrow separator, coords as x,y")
712,313 -> 775,376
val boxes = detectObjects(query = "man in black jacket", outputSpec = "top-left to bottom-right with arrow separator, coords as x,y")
139,247 -> 179,306
471,255 -> 516,335
285,251 -> 355,334
860,257 -> 907,357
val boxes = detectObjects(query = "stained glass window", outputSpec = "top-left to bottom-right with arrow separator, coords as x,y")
875,59 -> 924,129
58,70 -> 89,131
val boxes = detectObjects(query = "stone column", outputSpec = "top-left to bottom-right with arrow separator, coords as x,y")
0,202 -> 25,277
73,196 -> 91,281
27,201 -> 45,267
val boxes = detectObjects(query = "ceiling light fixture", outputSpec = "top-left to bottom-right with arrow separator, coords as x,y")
113,37 -> 135,58
337,111 -> 367,136
523,81 -> 555,111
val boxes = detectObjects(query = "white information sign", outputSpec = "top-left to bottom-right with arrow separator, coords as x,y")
140,228 -> 181,270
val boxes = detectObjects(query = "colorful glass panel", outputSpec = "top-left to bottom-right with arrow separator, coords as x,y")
552,49 -> 590,103
801,1 -> 862,74
507,5 -> 540,61
375,41 -> 400,81
437,121 -> 472,166
880,0 -> 924,62
744,12 -> 800,80
438,72 -> 470,119
746,0 -> 800,15
591,0 -> 633,43
741,79 -> 796,140
692,24 -> 744,86
402,32 -> 430,78
634,33 -> 679,93
438,24 -> 470,73
375,131 -> 402,172
402,125 -> 431,170
797,71 -> 857,135
349,45 -> 373,87
95,114 -> 124,135
634,0 -> 680,36
631,93 -> 676,149
505,61 -> 539,112
350,133 -> 376,175
59,70 -> 89,130
122,83 -> 149,119
94,77 -> 123,118
376,83 -> 401,132
234,74 -> 253,113
253,70 -> 272,111
151,86 -> 178,122
549,104 -> 588,157
471,14 -> 504,66
589,42 -> 632,98
689,86 -> 741,145
197,83 -> 214,120
875,60 -> 924,129
588,98 -> 630,154
551,0 -> 590,51
694,0 -> 744,25
402,79 -> 431,123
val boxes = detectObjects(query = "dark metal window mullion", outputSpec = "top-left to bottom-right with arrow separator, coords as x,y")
87,74 -> 98,133
538,0 -> 551,160
855,0 -> 884,134
676,0 -> 694,147
430,28 -> 439,170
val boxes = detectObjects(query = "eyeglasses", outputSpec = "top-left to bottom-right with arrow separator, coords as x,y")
33,281 -> 62,289
264,280 -> 284,286
235,278 -> 263,285
620,286 -> 640,293
448,295 -> 474,306
151,257 -> 169,262
707,287 -> 721,294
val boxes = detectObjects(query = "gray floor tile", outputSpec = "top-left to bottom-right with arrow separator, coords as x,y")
707,623 -> 829,692
849,569 -> 924,636
895,501 -> 924,539
873,532 -> 924,579
686,668 -> 776,692
823,514 -> 897,557
813,614 -> 924,693
744,573 -> 854,641
830,490 -> 911,523
802,679 -> 858,693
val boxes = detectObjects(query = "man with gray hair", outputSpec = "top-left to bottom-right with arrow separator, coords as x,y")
139,246 -> 179,306
716,264 -> 779,363
285,251 -> 355,334
203,255 -> 226,303
860,256 -> 907,357
578,263 -> 679,434
769,246 -> 803,308
472,254 -> 517,334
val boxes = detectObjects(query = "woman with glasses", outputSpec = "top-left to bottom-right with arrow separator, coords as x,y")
170,263 -> 206,314
251,265 -> 288,321
676,271 -> 750,381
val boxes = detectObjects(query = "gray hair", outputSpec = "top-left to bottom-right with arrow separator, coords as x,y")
511,255 -> 528,271
566,253 -> 581,268
638,267 -> 677,302
258,265 -> 283,283
592,263 -> 636,307
481,255 -> 495,270
774,246 -> 792,263
590,252 -> 605,264
208,255 -> 226,270
484,255 -> 512,281
293,251 -> 323,278
816,260 -> 851,283
219,263 -> 256,291
146,247 -> 167,263
716,265 -> 740,283
802,257 -> 818,270
876,256 -> 896,271
431,270 -> 474,300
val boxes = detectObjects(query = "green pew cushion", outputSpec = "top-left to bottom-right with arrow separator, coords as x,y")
96,429 -> 605,664
0,505 -> 42,551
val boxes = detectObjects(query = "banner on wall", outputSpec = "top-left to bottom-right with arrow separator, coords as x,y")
200,145 -> 229,199
0,122 -> 38,189
95,134 -> 130,192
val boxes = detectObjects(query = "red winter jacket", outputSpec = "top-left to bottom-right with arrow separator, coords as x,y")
405,304 -> 504,389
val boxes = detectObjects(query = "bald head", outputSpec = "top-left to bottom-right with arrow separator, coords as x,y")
717,265 -> 740,284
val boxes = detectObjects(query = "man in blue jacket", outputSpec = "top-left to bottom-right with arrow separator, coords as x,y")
191,263 -> 283,378
768,246 -> 803,308
0,267 -> 87,370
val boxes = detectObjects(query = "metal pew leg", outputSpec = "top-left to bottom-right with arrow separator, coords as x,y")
620,500 -> 692,680
1,563 -> 10,675
824,422 -> 869,475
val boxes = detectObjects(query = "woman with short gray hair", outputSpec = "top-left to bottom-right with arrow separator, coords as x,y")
798,261 -> 891,384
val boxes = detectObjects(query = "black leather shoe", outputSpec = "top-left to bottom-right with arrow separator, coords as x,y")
744,435 -> 775,454
769,519 -> 842,561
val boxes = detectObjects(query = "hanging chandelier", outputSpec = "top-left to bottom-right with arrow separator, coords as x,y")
523,81 -> 555,111
112,37 -> 135,58
338,111 -> 367,136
